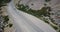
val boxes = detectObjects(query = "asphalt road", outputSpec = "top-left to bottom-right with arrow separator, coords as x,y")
7,0 -> 56,32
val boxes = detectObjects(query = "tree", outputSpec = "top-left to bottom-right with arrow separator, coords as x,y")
0,0 -> 11,7
3,16 -> 9,24
37,7 -> 48,16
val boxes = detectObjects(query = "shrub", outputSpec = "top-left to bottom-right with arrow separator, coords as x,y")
45,0 -> 51,2
9,24 -> 13,27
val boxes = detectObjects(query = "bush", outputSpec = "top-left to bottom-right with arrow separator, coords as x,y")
51,25 -> 58,30
9,24 -> 13,27
18,4 -> 50,17
47,7 -> 52,11
37,7 -> 48,16
45,0 -> 51,2
3,16 -> 9,24
0,0 -> 11,7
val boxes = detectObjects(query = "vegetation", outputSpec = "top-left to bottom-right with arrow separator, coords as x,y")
1,16 -> 13,32
17,4 -> 50,17
3,16 -> 9,24
9,24 -> 13,27
47,7 -> 52,11
43,18 -> 49,24
2,16 -> 13,27
0,0 -> 11,7
51,24 -> 58,30
59,30 -> 60,32
45,0 -> 51,2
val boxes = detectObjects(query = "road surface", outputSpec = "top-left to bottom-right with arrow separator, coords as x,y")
7,0 -> 56,32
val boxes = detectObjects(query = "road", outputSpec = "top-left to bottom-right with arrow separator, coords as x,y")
7,0 -> 56,32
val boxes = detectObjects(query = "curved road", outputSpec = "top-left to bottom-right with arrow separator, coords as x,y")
7,0 -> 56,32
